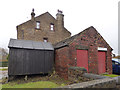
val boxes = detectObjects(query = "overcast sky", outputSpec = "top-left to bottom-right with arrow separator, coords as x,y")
0,0 -> 119,55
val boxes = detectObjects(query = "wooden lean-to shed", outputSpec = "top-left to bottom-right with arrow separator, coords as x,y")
8,39 -> 54,76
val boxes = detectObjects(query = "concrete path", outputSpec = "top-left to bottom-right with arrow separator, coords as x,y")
113,76 -> 120,85
0,67 -> 8,79
0,70 -> 8,79
0,67 -> 8,69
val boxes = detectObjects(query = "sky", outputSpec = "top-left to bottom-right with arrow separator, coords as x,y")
0,0 -> 119,55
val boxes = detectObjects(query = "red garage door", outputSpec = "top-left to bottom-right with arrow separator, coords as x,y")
77,50 -> 88,71
98,51 -> 106,74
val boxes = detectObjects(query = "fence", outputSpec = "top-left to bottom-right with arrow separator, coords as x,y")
0,61 -> 8,67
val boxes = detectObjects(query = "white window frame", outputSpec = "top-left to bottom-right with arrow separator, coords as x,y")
50,24 -> 54,31
36,21 -> 40,29
98,47 -> 107,51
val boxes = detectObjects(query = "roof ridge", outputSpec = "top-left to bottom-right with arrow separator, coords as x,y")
17,12 -> 55,27
54,26 -> 94,48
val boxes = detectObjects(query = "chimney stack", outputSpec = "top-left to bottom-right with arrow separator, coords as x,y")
31,8 -> 35,20
56,9 -> 64,29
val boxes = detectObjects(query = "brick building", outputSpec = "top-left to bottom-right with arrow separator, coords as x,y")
54,26 -> 113,79
16,9 -> 112,80
17,9 -> 71,44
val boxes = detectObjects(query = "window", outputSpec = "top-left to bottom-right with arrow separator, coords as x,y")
115,62 -> 119,65
112,61 -> 115,65
50,23 -> 54,31
43,38 -> 48,42
36,21 -> 40,29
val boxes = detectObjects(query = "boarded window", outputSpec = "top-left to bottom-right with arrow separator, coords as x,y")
36,21 -> 40,29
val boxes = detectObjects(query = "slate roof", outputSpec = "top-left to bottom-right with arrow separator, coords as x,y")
54,34 -> 79,49
53,26 -> 91,49
8,39 -> 54,50
54,26 -> 112,50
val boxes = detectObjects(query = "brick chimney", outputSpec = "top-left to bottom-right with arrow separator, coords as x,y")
56,9 -> 64,30
31,8 -> 35,20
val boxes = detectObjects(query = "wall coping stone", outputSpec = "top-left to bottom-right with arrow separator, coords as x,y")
113,76 -> 120,85
61,78 -> 116,88
82,73 -> 108,79
68,67 -> 87,71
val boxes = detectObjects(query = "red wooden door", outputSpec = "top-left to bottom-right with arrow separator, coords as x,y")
98,51 -> 106,74
77,50 -> 88,71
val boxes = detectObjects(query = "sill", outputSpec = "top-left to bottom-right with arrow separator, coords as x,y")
35,28 -> 41,30
50,30 -> 55,32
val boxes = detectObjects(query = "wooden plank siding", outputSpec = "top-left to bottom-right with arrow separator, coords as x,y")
8,48 -> 54,75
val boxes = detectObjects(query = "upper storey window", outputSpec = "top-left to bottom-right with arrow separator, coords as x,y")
50,23 -> 54,31
36,21 -> 40,29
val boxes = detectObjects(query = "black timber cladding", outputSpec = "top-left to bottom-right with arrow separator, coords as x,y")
8,39 -> 54,75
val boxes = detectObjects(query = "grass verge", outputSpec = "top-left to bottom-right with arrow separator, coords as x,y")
2,81 -> 65,88
103,74 -> 120,77
0,68 -> 8,71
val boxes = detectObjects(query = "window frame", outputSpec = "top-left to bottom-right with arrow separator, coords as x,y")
43,38 -> 48,42
36,21 -> 40,29
50,23 -> 54,31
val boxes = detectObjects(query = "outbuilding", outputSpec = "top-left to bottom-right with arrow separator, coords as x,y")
54,26 -> 113,79
8,39 -> 54,76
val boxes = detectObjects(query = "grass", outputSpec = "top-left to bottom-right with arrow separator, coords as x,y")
0,68 -> 8,71
1,73 -> 68,88
102,74 -> 120,77
2,81 -> 65,88
1,70 -> 91,88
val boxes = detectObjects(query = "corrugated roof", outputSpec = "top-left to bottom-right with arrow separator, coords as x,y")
8,39 -> 54,50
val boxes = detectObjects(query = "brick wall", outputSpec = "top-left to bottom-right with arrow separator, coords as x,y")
55,27 -> 112,79
68,67 -> 91,82
55,46 -> 70,79
69,27 -> 112,74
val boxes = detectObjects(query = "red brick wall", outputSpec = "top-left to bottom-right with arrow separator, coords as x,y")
55,46 -> 70,79
55,27 -> 112,79
69,27 -> 112,74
